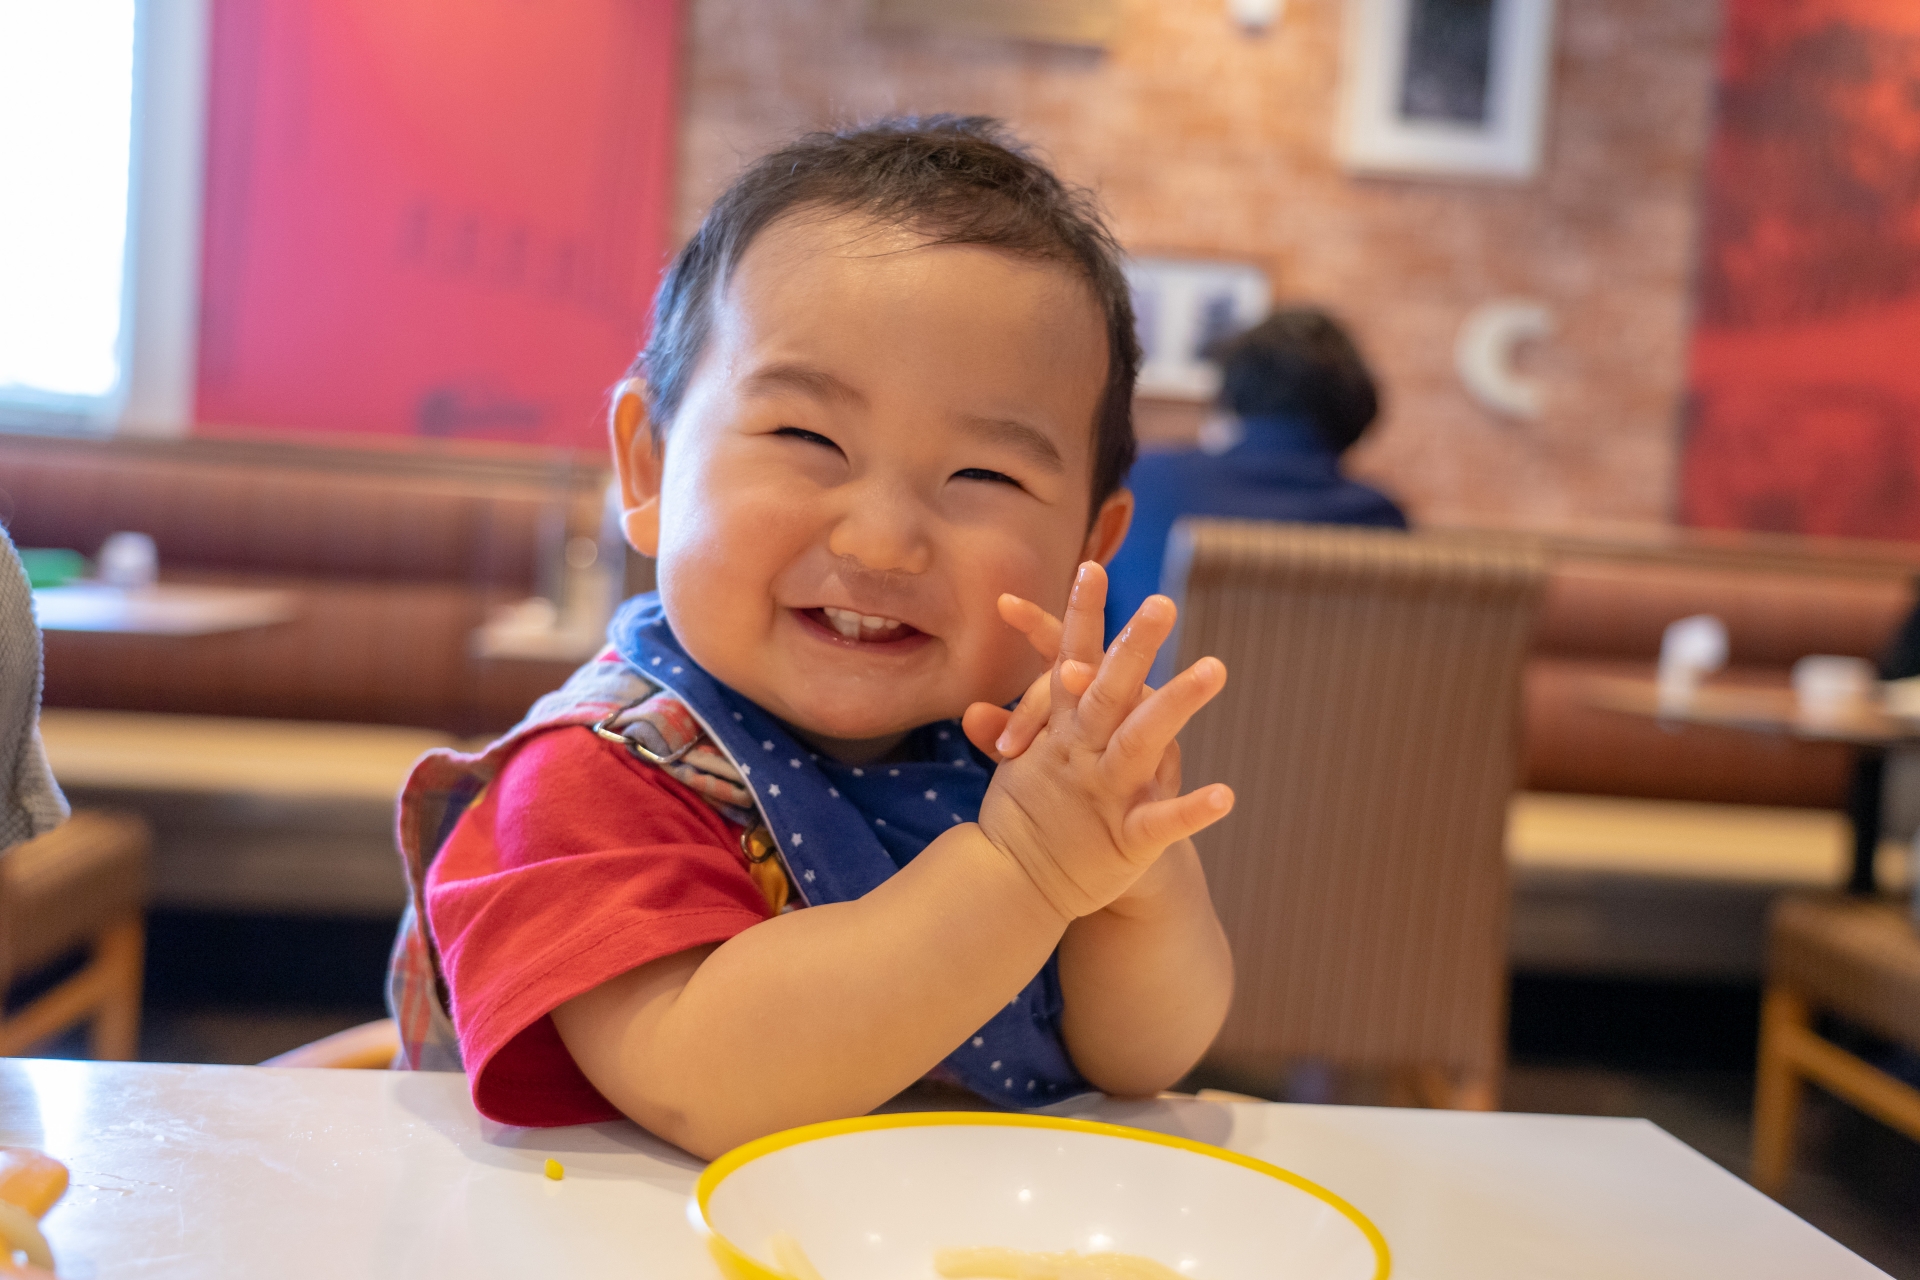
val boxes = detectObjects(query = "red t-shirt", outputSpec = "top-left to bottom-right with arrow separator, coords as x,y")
425,725 -> 769,1126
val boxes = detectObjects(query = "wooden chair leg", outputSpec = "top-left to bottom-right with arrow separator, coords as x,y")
86,917 -> 145,1062
1752,985 -> 1808,1197
1448,1068 -> 1501,1112
1411,1065 -> 1501,1112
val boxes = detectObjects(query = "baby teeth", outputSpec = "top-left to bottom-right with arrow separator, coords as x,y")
821,606 -> 904,640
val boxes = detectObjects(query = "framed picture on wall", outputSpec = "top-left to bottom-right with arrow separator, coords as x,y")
1125,258 -> 1271,401
1336,0 -> 1557,180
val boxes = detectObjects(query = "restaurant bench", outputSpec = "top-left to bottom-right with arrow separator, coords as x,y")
15,431 -> 1920,968
7,431 -> 618,918
6,431 -> 616,733
1509,525 -> 1919,978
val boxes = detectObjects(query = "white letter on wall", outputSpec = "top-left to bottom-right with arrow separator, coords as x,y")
1455,298 -> 1552,420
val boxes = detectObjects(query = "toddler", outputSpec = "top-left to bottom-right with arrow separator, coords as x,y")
387,117 -> 1235,1158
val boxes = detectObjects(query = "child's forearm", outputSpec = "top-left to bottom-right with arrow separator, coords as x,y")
1056,840 -> 1232,1097
552,823 -> 1068,1158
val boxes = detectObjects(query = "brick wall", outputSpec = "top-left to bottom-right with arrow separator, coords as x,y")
676,0 -> 1721,527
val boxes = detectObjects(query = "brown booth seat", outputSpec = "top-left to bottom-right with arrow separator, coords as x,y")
16,432 -> 1916,797
4,431 -> 610,735
12,431 -> 1920,943
6,431 -> 620,921
1520,550 -> 1916,808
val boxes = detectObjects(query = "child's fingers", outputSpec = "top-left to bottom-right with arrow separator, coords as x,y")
1152,736 -> 1184,800
992,670 -> 1055,758
997,594 -> 1063,665
1050,562 -> 1110,716
968,658 -> 1097,763
1122,783 -> 1235,852
1073,595 -> 1176,747
961,702 -> 1013,762
1058,563 -> 1108,667
1101,657 -> 1227,787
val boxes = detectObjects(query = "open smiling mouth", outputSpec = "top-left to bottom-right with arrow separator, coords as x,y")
799,606 -> 928,647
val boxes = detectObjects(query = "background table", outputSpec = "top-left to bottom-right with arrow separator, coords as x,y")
31,584 -> 297,636
0,1059 -> 1888,1279
1586,674 -> 1920,895
1583,675 -> 1920,750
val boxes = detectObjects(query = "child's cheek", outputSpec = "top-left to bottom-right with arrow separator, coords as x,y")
968,550 -> 1063,702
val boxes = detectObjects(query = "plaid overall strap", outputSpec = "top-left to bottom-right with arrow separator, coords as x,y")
386,652 -> 777,1070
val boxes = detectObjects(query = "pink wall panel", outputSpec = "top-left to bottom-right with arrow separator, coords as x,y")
196,0 -> 679,450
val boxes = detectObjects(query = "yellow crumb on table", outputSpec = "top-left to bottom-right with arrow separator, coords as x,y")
543,1158 -> 564,1181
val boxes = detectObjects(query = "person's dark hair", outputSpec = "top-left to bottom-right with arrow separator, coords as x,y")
1211,308 -> 1379,454
633,115 -> 1139,515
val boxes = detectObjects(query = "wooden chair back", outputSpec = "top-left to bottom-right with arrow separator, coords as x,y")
1165,521 -> 1546,1103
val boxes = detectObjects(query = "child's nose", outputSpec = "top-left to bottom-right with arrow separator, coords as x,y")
826,484 -> 934,575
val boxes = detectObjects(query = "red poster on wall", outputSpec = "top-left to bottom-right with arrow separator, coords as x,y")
196,0 -> 679,451
1681,0 -> 1920,540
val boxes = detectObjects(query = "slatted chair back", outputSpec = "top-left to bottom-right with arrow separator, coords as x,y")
1165,521 -> 1546,1105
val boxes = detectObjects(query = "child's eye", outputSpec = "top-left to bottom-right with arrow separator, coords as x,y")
953,467 -> 1022,488
773,426 -> 842,452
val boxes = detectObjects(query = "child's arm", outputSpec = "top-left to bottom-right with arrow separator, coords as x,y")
552,818 -> 1072,1158
1057,836 -> 1232,1097
552,563 -> 1230,1158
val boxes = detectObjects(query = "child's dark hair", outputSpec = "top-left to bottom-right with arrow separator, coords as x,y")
634,115 -> 1140,514
1211,308 -> 1380,455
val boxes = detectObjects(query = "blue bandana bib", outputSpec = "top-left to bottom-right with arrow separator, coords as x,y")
609,594 -> 1090,1107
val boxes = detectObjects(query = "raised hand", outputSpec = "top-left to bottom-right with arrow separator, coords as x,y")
962,585 -> 1164,764
960,594 -> 1072,764
972,562 -> 1232,920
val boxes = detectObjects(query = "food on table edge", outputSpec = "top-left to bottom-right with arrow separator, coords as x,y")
0,1148 -> 67,1274
765,1235 -> 1185,1280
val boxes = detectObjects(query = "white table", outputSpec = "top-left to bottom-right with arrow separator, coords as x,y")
32,584 -> 297,636
0,1059 -> 1886,1280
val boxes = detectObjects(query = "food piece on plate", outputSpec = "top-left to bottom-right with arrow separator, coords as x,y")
543,1159 -> 564,1181
0,1152 -> 65,1222
0,1147 -> 69,1275
935,1246 -> 1187,1280
768,1231 -> 827,1280
0,1201 -> 53,1273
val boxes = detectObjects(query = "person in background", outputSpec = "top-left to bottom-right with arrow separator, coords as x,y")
1103,307 -> 1408,642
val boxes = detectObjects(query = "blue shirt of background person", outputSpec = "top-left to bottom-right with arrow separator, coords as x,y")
1104,307 -> 1408,643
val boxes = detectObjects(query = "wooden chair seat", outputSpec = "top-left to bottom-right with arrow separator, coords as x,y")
1751,892 -> 1920,1195
0,810 -> 150,1059
260,1018 -> 399,1069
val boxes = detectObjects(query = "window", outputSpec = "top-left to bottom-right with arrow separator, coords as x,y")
0,2 -> 137,424
0,0 -> 205,434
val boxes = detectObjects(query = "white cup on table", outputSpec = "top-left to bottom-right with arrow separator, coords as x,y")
97,530 -> 158,589
1658,614 -> 1728,713
1791,654 -> 1877,724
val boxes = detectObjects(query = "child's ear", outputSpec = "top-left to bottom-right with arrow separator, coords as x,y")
610,378 -> 664,557
1083,488 -> 1134,566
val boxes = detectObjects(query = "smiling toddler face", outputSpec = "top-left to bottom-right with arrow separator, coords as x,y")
617,212 -> 1122,760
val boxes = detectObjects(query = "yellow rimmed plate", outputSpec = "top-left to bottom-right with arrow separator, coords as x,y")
690,1112 -> 1390,1280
